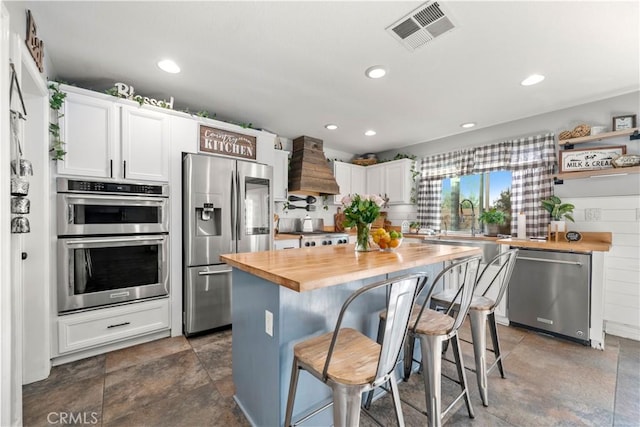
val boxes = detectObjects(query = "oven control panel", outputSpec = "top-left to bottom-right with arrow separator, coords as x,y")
58,178 -> 168,197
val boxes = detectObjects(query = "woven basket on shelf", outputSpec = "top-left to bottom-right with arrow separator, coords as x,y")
570,124 -> 591,138
352,158 -> 377,166
558,130 -> 573,140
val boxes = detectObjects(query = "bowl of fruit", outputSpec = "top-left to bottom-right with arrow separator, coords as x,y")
372,228 -> 403,251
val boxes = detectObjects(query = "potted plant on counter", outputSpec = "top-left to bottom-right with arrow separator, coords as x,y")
409,221 -> 421,233
478,208 -> 506,237
541,195 -> 575,232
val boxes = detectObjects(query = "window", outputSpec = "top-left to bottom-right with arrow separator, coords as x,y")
440,170 -> 511,233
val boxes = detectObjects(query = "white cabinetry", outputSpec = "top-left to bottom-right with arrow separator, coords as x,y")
333,161 -> 366,204
273,150 -> 289,202
57,86 -> 170,182
365,159 -> 414,205
120,105 -> 170,181
58,91 -> 117,178
57,298 -> 170,354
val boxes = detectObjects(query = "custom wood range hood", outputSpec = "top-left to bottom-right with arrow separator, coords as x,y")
288,135 -> 340,196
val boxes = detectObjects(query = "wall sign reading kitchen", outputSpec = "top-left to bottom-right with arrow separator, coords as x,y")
199,125 -> 256,160
559,145 -> 626,173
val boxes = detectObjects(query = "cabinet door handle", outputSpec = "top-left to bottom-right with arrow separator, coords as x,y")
107,321 -> 130,329
123,160 -> 127,179
110,159 -> 113,178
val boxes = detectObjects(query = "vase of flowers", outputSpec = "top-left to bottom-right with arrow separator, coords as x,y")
341,194 -> 385,252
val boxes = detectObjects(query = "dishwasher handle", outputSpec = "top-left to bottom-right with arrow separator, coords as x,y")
517,256 -> 582,267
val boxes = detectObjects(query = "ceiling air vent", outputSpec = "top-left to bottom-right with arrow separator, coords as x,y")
387,1 -> 456,51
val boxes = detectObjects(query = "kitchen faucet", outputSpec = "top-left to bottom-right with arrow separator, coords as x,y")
459,199 -> 476,236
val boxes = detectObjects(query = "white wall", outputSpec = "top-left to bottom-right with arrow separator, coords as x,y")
378,91 -> 640,340
567,196 -> 640,340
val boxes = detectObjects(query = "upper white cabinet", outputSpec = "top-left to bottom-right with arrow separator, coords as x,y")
365,158 -> 414,205
273,149 -> 289,202
365,164 -> 385,200
58,91 -> 117,178
120,105 -> 170,181
57,86 -> 170,182
333,161 -> 366,204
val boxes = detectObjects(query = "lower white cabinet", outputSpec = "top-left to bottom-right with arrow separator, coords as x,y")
57,298 -> 170,354
274,239 -> 300,250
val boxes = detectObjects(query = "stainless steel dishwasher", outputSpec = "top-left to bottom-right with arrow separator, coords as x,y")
507,248 -> 591,345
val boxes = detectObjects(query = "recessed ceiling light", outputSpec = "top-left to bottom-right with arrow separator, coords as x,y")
365,130 -> 377,136
365,66 -> 387,79
325,124 -> 338,130
521,74 -> 545,86
157,59 -> 180,74
461,122 -> 476,129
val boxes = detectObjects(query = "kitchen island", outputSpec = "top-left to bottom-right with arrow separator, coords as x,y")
220,242 -> 481,427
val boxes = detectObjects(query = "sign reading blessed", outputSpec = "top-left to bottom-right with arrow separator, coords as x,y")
26,10 -> 44,73
559,145 -> 626,173
199,125 -> 256,160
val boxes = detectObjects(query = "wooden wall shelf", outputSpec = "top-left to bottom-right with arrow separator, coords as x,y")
558,128 -> 639,146
555,165 -> 640,181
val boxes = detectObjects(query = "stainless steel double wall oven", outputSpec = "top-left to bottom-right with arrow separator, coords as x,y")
56,178 -> 170,313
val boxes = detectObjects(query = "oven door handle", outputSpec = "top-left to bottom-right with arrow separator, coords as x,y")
62,194 -> 167,204
64,236 -> 166,245
67,205 -> 74,224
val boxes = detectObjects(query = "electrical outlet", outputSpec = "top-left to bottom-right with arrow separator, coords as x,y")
585,209 -> 593,221
593,208 -> 601,221
265,310 -> 273,337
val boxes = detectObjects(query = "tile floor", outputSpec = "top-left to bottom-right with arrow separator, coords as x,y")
23,324 -> 639,427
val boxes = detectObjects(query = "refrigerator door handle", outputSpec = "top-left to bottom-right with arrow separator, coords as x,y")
198,269 -> 233,276
230,169 -> 236,242
236,170 -> 242,241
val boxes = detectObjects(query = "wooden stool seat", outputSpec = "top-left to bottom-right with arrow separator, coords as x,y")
432,289 -> 495,311
413,308 -> 455,336
294,328 -> 380,385
382,304 -> 455,335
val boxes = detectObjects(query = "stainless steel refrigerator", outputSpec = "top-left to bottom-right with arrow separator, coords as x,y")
183,153 -> 273,335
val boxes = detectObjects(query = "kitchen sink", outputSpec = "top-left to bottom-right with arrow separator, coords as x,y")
423,236 -> 499,263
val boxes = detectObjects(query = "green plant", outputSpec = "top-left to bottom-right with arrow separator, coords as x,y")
478,208 -> 506,225
49,82 -> 67,160
341,194 -> 385,227
409,221 -> 421,229
541,196 -> 575,222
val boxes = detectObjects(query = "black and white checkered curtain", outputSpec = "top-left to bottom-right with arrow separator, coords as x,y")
508,134 -> 557,236
511,167 -> 555,237
417,179 -> 442,230
417,149 -> 474,230
417,133 -> 556,235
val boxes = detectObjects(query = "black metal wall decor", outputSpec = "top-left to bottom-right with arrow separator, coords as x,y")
9,63 -> 31,233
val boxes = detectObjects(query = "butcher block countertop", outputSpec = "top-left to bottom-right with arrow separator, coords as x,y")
274,233 -> 301,240
497,232 -> 612,253
220,243 -> 481,292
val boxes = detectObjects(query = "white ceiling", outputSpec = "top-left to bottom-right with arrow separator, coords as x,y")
15,1 -> 640,155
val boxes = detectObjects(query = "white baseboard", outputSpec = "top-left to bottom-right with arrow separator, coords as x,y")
605,321 -> 640,341
50,329 -> 171,368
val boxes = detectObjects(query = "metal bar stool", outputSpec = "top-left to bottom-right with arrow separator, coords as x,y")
284,273 -> 426,427
409,255 -> 482,427
431,248 -> 519,407
366,257 -> 481,427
